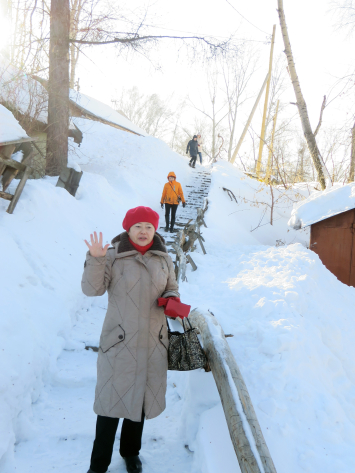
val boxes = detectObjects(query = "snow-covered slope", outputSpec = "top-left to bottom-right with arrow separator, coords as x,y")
1,120 -> 355,473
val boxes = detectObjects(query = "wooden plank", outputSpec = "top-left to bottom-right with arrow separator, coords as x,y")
186,254 -> 197,271
188,309 -> 277,473
0,137 -> 33,147
2,150 -> 35,191
7,166 -> 31,214
0,191 -> 13,201
0,156 -> 31,173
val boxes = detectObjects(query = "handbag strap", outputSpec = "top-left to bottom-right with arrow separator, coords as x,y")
169,181 -> 181,201
182,317 -> 193,332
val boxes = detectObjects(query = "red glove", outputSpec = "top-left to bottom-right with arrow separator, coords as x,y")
158,297 -> 181,307
164,298 -> 191,319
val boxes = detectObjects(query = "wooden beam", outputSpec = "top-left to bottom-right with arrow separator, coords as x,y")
230,73 -> 270,165
256,25 -> 276,177
265,100 -> 279,183
0,156 -> 32,173
7,166 -> 31,214
0,137 -> 33,147
188,309 -> 277,473
0,191 -> 13,201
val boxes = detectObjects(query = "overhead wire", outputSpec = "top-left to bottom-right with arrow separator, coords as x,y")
225,0 -> 272,37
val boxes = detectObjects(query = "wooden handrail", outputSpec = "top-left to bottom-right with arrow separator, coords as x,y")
188,309 -> 277,473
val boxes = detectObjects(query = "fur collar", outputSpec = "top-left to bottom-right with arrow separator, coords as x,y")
111,231 -> 167,254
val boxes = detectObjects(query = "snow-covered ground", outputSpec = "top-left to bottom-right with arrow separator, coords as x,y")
1,120 -> 355,473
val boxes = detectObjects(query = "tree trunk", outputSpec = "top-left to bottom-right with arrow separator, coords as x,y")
277,0 -> 327,190
349,123 -> 355,182
46,0 -> 70,176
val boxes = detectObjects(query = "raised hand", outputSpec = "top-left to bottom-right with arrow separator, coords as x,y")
84,231 -> 110,257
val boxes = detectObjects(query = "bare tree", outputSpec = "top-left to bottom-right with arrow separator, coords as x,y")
190,67 -> 228,160
46,0 -> 70,176
222,46 -> 258,161
111,86 -> 178,140
277,0 -> 328,190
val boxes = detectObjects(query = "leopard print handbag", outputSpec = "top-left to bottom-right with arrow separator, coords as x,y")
167,318 -> 207,371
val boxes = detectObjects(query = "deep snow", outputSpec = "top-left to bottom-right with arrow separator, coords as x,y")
1,119 -> 355,473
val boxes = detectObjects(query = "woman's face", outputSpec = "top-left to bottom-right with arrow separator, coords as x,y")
168,176 -> 175,182
128,222 -> 155,246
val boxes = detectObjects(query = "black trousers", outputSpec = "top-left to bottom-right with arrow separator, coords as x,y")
90,413 -> 145,473
165,203 -> 178,229
189,155 -> 197,166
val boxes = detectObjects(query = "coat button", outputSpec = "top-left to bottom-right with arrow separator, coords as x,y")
118,335 -> 123,340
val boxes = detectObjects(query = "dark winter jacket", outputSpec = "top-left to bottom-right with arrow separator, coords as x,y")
186,138 -> 199,157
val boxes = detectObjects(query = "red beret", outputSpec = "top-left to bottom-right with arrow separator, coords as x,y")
122,206 -> 159,231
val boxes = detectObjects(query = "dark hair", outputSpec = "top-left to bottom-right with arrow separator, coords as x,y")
193,135 -> 197,139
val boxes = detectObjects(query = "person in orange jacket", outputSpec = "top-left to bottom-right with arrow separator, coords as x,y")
160,172 -> 186,233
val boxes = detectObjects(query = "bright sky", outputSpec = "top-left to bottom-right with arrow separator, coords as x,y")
77,0 -> 354,135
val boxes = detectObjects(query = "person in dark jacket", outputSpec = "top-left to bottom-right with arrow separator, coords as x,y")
186,135 -> 199,168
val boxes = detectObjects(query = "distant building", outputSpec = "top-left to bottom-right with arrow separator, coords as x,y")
0,55 -> 145,178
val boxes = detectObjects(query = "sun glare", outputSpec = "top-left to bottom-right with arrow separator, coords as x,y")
0,12 -> 11,47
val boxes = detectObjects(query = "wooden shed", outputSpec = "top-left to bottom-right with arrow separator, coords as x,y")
309,209 -> 355,287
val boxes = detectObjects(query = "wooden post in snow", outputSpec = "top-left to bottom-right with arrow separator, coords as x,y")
230,73 -> 270,165
256,25 -> 276,177
188,309 -> 277,473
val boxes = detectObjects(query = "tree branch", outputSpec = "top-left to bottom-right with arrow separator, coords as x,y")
69,33 -> 229,49
314,95 -> 326,137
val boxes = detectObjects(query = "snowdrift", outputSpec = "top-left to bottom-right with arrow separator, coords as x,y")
1,120 -> 355,473
288,181 -> 355,229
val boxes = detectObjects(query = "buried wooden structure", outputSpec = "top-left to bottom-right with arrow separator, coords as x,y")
187,309 -> 277,473
0,139 -> 34,214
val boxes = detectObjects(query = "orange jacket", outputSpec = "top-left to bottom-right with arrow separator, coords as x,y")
161,172 -> 185,205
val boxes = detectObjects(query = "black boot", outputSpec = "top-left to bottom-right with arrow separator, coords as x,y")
123,455 -> 142,473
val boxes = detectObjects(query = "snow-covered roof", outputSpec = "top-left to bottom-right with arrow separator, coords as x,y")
0,104 -> 30,145
288,182 -> 355,229
69,90 -> 147,136
0,55 -> 48,124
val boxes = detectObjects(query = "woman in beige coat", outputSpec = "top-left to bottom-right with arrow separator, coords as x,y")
82,206 -> 180,473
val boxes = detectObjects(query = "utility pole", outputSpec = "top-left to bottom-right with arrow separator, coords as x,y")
265,100 -> 279,183
46,0 -> 70,176
230,73 -> 269,165
256,25 -> 276,177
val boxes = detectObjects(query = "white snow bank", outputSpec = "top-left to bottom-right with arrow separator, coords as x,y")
288,182 -> 355,229
0,104 -> 29,143
180,241 -> 355,473
69,90 -> 147,136
206,160 -> 310,246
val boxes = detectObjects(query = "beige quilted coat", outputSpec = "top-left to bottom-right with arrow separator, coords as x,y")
81,232 -> 179,422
